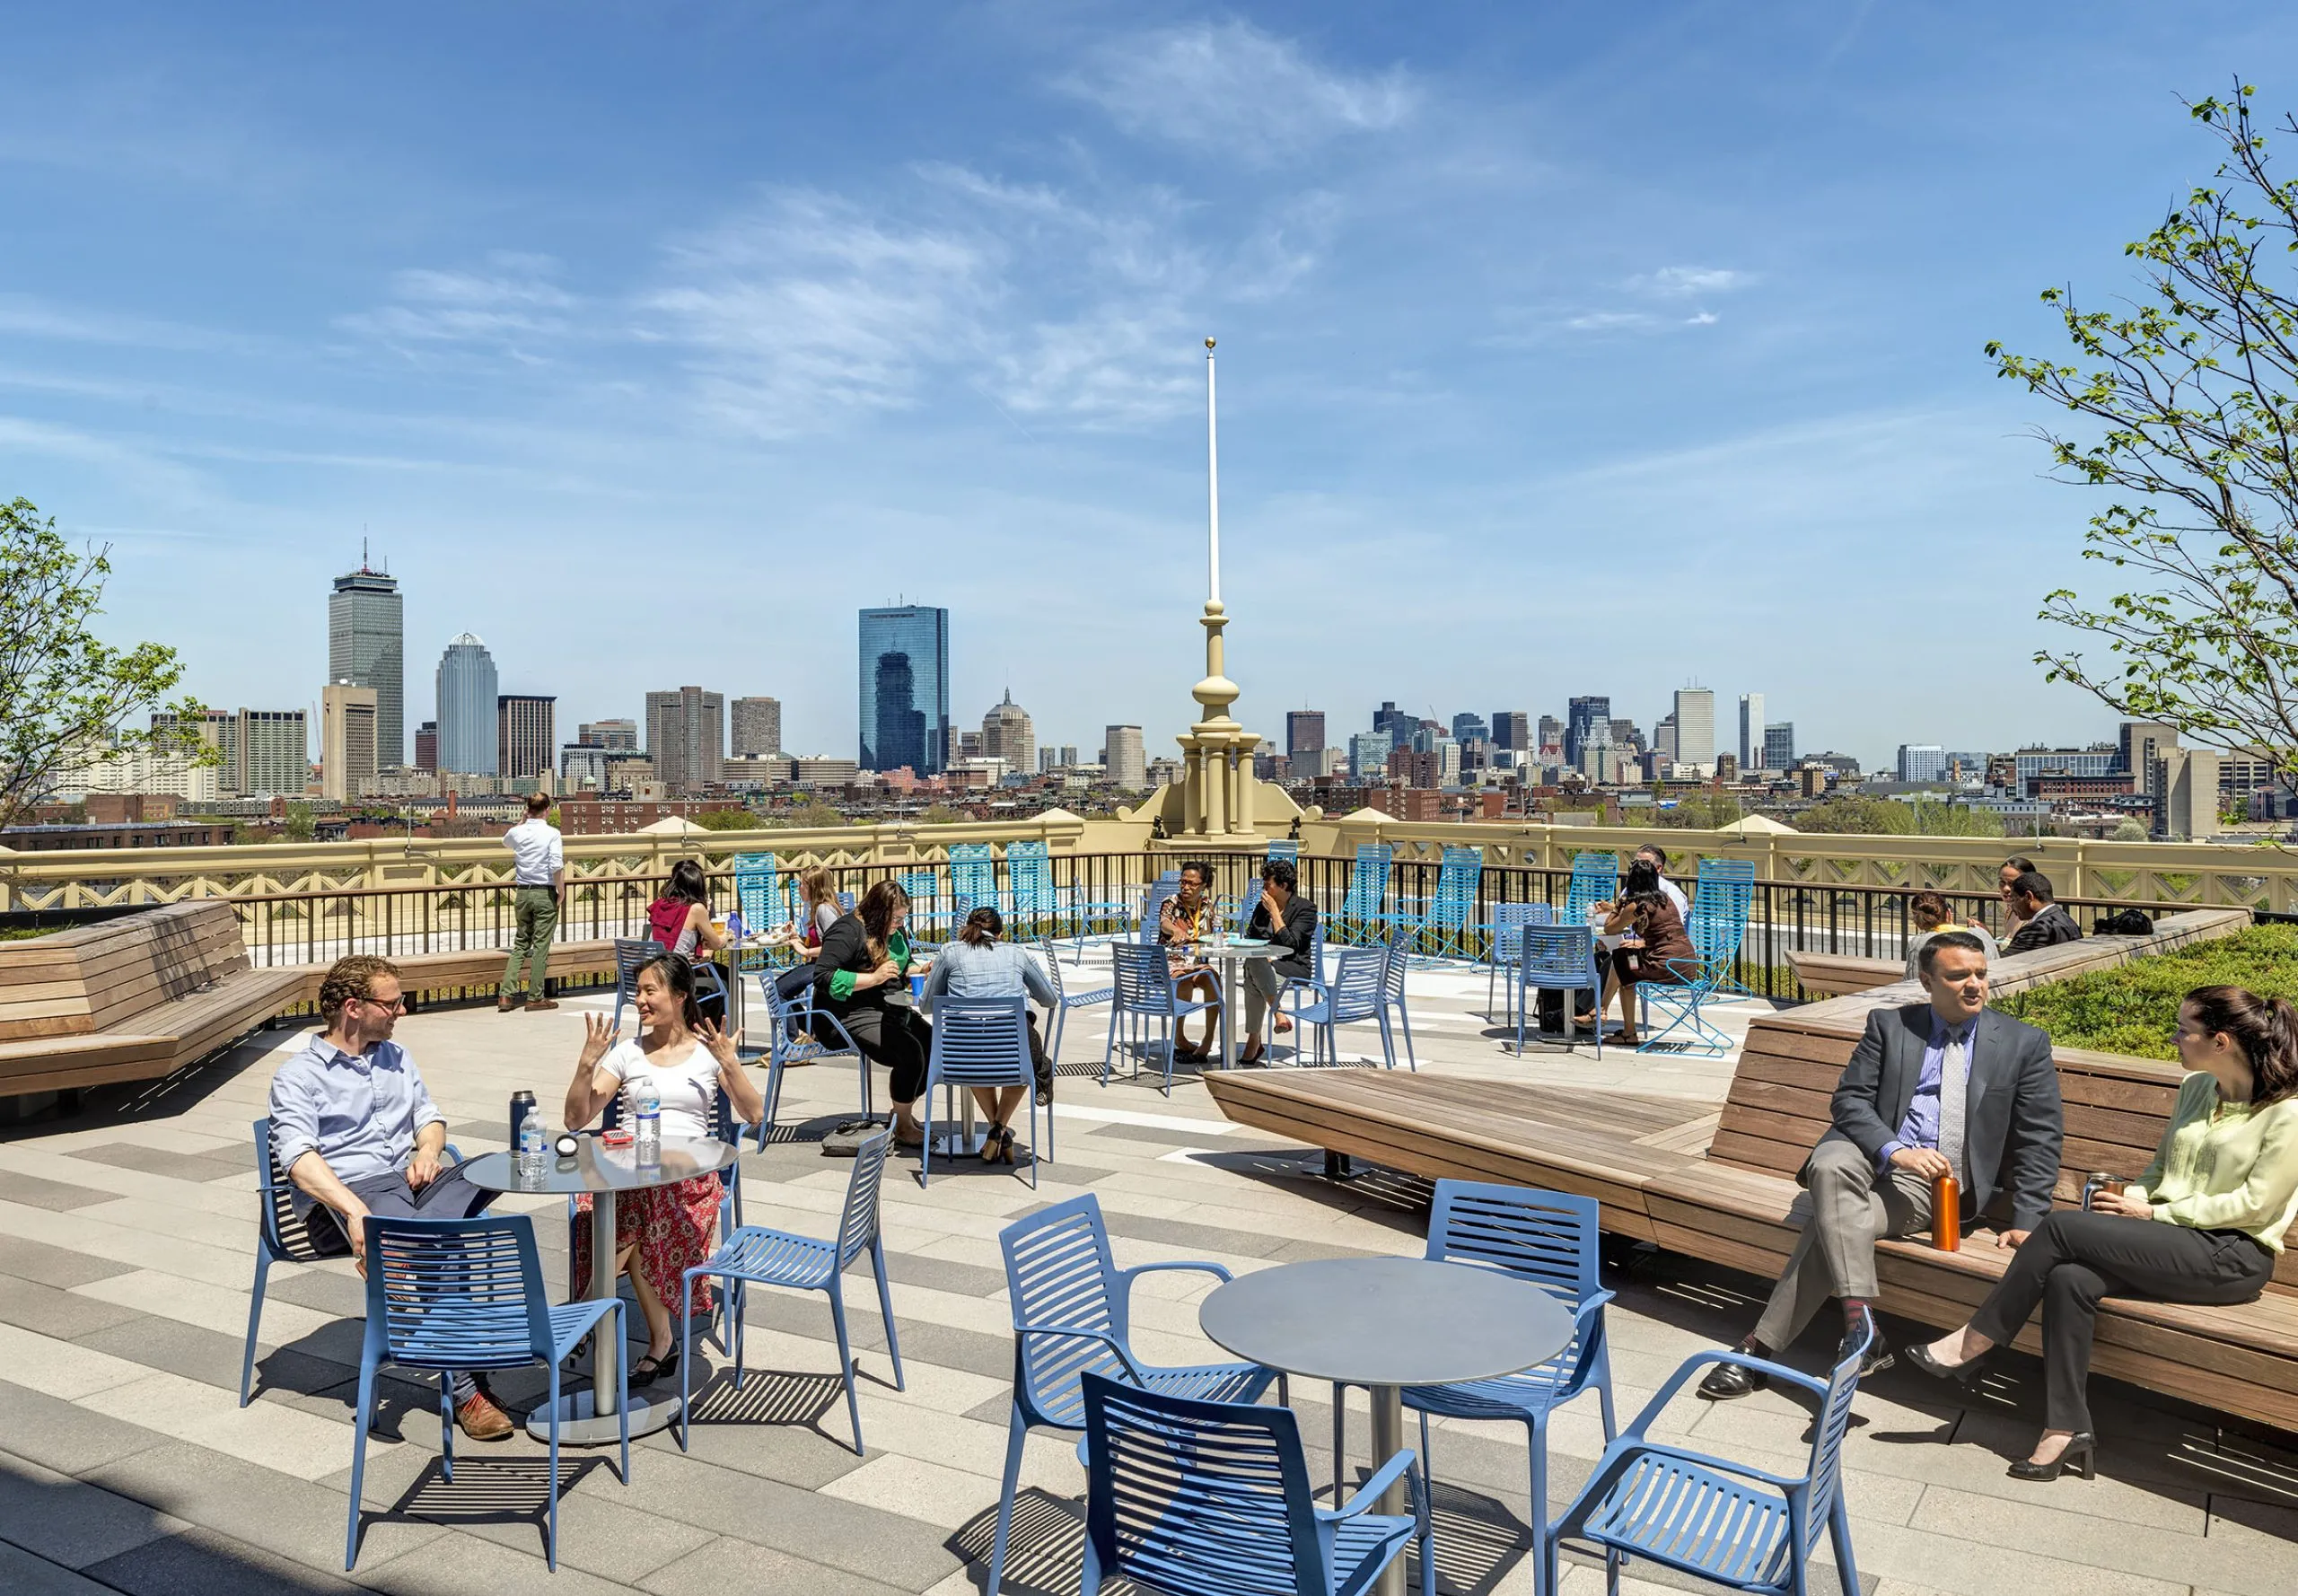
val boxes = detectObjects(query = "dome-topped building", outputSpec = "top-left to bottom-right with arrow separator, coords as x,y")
981,688 -> 1036,777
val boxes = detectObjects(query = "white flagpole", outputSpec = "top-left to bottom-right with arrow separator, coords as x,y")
1206,338 -> 1220,607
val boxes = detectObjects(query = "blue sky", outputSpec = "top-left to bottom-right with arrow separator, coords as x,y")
4,3 -> 2292,770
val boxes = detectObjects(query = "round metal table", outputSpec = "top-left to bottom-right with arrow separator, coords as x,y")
1180,935 -> 1271,1070
463,1135 -> 738,1444
1199,1258 -> 1574,1596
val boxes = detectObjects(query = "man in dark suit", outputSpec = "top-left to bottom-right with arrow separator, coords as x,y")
1699,931 -> 2064,1398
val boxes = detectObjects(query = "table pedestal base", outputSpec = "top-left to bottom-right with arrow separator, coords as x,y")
525,1388 -> 679,1446
1366,1382 -> 1408,1596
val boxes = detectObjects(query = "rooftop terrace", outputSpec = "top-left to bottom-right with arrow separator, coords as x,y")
3,949 -> 2293,1596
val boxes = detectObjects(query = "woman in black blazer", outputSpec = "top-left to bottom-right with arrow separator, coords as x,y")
1240,857 -> 1318,1064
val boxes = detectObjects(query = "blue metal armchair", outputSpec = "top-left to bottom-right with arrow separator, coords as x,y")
1543,1325 -> 1871,1596
1286,945 -> 1388,1067
1515,925 -> 1604,1056
1637,862 -> 1757,1055
921,996 -> 1045,1187
346,1214 -> 626,1572
245,1117 -> 463,1407
1080,1372 -> 1431,1596
1036,934 -> 1111,1066
679,1127 -> 902,1454
1105,942 -> 1219,1094
1335,1181 -> 1615,1556
987,1194 -> 1279,1596
1332,842 -> 1394,945
757,969 -> 869,1136
1376,924 -> 1418,1071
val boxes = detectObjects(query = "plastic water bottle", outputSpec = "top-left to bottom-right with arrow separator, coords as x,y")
633,1083 -> 662,1165
517,1114 -> 546,1185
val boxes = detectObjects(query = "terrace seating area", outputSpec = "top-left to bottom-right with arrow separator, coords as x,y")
1,894 -> 2295,1596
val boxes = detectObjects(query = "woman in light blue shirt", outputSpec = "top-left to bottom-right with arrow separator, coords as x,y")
919,905 -> 1057,1162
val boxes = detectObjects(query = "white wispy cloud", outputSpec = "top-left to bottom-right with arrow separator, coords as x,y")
1057,20 -> 1416,162
0,293 -> 267,355
1627,265 -> 1753,297
338,253 -> 579,359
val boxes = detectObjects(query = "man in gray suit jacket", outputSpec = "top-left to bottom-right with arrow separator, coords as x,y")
1700,930 -> 2064,1399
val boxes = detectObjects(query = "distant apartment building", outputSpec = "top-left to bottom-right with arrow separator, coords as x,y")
2152,748 -> 2223,840
1451,714 -> 1488,744
1672,688 -> 1715,769
1491,711 -> 1530,753
1348,731 -> 1390,783
580,718 -> 639,750
1763,723 -> 1795,771
1738,693 -> 1765,772
1537,715 -> 1565,761
496,694 -> 557,781
1102,725 -> 1146,789
1286,709 -> 1326,761
1565,697 -> 1610,765
240,709 -> 308,796
435,634 -> 499,775
329,560 -> 404,767
645,687 -> 724,792
730,697 -> 782,758
981,690 -> 1035,776
1372,700 -> 1408,749
1897,744 -> 1948,783
414,720 -> 437,774
321,682 -> 380,802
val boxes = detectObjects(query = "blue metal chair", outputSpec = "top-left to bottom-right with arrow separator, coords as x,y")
758,969 -> 870,1136
1383,844 -> 1482,962
678,1127 -> 903,1455
1080,1371 -> 1431,1596
1037,935 -> 1112,1066
1376,925 -> 1418,1072
1234,873 -> 1265,936
1137,871 -> 1183,943
1565,852 -> 1620,927
1004,839 -> 1058,934
1484,902 -> 1555,1024
947,843 -> 998,920
897,867 -> 949,948
1693,856 -> 1764,998
1637,863 -> 1758,1056
609,936 -> 654,1034
987,1194 -> 1280,1596
1286,945 -> 1388,1067
1263,840 -> 1300,868
1334,842 -> 1394,945
1105,942 -> 1219,1094
1335,1182 -> 1616,1555
245,1118 -> 464,1407
921,996 -> 1046,1187
346,1214 -> 625,1572
1543,1324 -> 1871,1596
1515,925 -> 1603,1056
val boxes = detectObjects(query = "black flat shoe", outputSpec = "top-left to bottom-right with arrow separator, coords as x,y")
2008,1433 -> 2097,1481
1902,1341 -> 1979,1387
1697,1360 -> 1768,1401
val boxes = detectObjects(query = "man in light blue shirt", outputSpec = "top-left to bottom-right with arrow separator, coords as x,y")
269,954 -> 512,1440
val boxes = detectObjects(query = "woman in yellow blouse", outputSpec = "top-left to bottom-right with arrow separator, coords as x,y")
1907,985 -> 2298,1480
1156,862 -> 1224,1062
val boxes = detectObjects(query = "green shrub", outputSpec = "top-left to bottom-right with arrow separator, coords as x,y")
1999,924 -> 2298,1058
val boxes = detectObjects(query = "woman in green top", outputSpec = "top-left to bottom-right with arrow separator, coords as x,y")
1907,985 -> 2298,1480
813,879 -> 933,1147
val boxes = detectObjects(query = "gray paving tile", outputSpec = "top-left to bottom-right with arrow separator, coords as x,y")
0,1445 -> 188,1569
261,1265 -> 371,1320
61,1142 -> 249,1185
878,1248 -> 1008,1301
0,1167 -> 125,1212
0,1539 -> 120,1596
1095,1206 -> 1285,1258
75,1310 -> 356,1401
569,1443 -> 962,1590
92,1441 -> 437,1573
1,1278 -> 146,1340
638,1533 -> 914,1596
354,1525 -> 633,1596
81,1524 -> 369,1595
0,1381 -> 168,1477
649,1377 -> 875,1490
733,1287 -> 1014,1384
0,1232 -> 142,1290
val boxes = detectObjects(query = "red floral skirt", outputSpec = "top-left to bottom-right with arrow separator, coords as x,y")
571,1174 -> 722,1318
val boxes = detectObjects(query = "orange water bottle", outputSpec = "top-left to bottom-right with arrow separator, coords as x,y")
1933,1174 -> 1961,1251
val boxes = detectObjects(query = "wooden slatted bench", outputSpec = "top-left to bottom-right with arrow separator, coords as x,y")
1206,907 -> 2298,1432
1,903 -> 627,1109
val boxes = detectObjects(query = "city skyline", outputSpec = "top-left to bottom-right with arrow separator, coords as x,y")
0,6 -> 2231,773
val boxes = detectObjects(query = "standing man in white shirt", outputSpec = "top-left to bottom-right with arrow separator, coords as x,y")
499,791 -> 564,1012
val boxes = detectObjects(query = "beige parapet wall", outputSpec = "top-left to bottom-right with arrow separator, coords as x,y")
5,803 -> 2296,914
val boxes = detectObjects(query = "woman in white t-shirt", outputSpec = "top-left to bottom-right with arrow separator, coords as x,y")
563,951 -> 762,1385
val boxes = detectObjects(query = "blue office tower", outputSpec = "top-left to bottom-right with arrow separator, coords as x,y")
858,606 -> 950,776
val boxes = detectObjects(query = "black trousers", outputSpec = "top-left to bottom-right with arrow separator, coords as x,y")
836,1003 -> 934,1103
1968,1208 -> 2274,1432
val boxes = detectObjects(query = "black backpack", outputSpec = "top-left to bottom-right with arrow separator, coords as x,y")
2094,908 -> 2154,936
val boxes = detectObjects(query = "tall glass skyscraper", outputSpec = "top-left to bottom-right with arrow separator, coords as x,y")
858,606 -> 949,775
435,634 -> 499,775
329,563 -> 404,767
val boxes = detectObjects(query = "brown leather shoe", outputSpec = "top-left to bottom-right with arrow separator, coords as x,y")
526,999 -> 559,1012
497,994 -> 524,1013
455,1390 -> 514,1441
